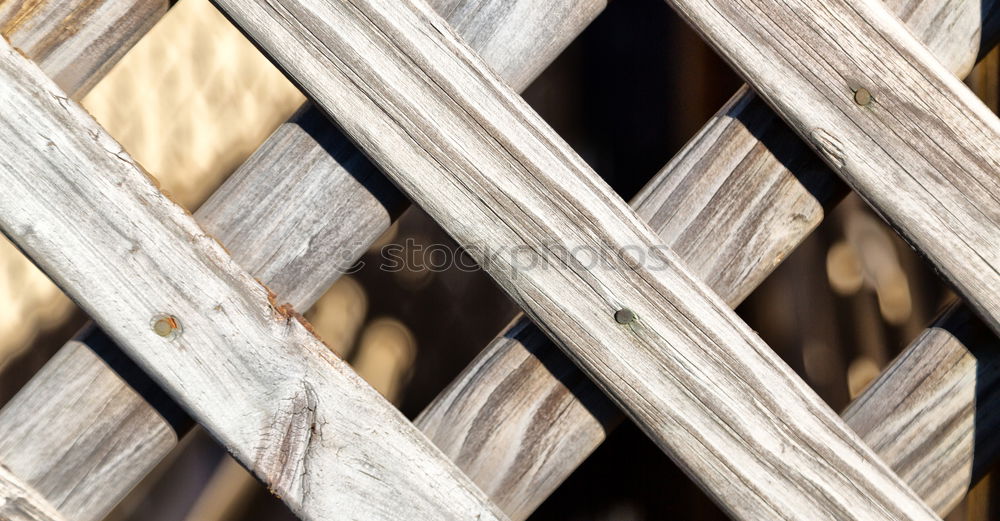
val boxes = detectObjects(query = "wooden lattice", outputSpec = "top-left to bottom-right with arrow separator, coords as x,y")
0,0 -> 999,519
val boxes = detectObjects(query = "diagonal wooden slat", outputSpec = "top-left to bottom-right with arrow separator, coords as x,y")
0,1 -> 603,519
0,0 -> 167,98
0,0 -> 168,516
844,302 -> 1000,512
0,38 -> 507,521
3,0 -> 997,519
419,1 -> 1000,517
662,0 -> 1000,338
204,0 -> 941,518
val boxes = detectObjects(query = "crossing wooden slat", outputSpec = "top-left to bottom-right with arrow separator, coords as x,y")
844,303 -> 999,512
203,0 -> 943,517
0,0 -> 167,98
0,38 -> 509,521
662,0 -> 1000,337
419,1 -> 1000,517
0,0 -> 167,517
0,1 -> 604,519
195,0 -> 605,308
0,333 -> 187,521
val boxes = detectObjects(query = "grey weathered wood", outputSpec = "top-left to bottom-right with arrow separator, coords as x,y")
198,0 -> 605,308
844,302 -> 1000,514
0,0 -> 167,518
0,333 -> 188,521
5,0 -> 996,518
664,0 -> 1000,338
419,1 -> 1000,518
3,3 -> 991,511
208,0 -> 942,518
0,1 -> 604,520
0,466 -> 66,521
0,39 -> 509,521
0,0 -> 167,98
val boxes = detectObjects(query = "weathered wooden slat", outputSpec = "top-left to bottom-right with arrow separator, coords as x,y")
0,0 -> 166,517
419,1 -> 1000,517
665,0 -> 1000,338
0,1 -> 603,520
1,0 -> 992,512
207,0 -> 943,518
0,331 -> 189,520
0,38 -> 509,521
0,0 -> 167,98
843,303 -> 1000,513
6,0 -> 997,518
0,466 -> 66,521
197,0 -> 603,307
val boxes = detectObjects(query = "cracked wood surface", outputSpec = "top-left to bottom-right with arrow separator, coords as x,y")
663,0 -> 1000,339
0,0 -> 166,98
0,38 -> 508,521
207,0 -> 944,517
0,1 -> 604,520
0,466 -> 66,521
2,0 -> 997,519
0,0 -> 169,518
418,0 -> 1000,517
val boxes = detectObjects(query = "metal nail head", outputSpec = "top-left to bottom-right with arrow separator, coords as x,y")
153,315 -> 180,337
854,88 -> 872,106
614,308 -> 636,324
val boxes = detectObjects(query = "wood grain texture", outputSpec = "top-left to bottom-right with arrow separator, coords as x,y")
198,0 -> 605,308
0,332 -> 188,521
0,1 -> 604,520
0,466 -> 66,521
0,0 -> 167,98
665,0 -> 1000,338
419,1 -> 1000,518
208,0 -> 943,518
0,0 -> 168,518
0,39 -> 508,521
844,302 -> 1000,513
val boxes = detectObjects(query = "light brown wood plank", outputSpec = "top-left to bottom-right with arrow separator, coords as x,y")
206,0 -> 944,518
0,1 -> 604,520
0,38 -> 509,521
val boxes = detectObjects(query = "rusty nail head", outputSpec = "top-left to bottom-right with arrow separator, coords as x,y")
854,88 -> 872,106
153,315 -> 180,337
614,308 -> 636,324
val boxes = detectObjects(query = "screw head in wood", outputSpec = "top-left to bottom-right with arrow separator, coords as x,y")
854,88 -> 872,106
614,308 -> 636,324
152,315 -> 181,338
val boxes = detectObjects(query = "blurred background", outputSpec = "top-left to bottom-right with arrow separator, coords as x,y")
0,0 -> 995,519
